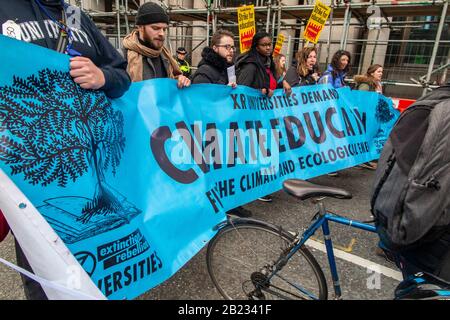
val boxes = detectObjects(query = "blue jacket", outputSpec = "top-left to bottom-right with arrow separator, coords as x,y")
318,65 -> 347,88
0,0 -> 131,98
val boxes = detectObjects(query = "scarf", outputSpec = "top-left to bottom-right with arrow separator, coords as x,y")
122,29 -> 181,82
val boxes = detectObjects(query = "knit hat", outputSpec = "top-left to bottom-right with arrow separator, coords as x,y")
40,0 -> 64,7
136,2 -> 169,25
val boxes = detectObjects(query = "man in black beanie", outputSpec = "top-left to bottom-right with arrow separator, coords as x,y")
123,1 -> 190,88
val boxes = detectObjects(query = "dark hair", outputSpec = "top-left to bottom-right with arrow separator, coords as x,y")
211,29 -> 235,47
330,50 -> 351,78
249,31 -> 276,77
296,46 -> 318,77
251,31 -> 271,51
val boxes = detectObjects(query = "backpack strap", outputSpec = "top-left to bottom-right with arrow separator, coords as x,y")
370,151 -> 396,214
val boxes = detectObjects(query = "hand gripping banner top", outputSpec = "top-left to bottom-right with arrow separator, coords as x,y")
0,35 -> 399,299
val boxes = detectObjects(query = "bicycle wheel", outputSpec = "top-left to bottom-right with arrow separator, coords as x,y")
207,219 -> 328,300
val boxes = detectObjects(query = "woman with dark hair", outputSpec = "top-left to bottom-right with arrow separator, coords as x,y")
318,50 -> 351,178
318,50 -> 351,88
285,46 -> 320,87
354,64 -> 383,93
236,31 -> 291,201
236,31 -> 291,98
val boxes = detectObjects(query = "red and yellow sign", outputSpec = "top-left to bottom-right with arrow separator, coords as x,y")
237,5 -> 256,53
303,0 -> 331,44
273,33 -> 285,56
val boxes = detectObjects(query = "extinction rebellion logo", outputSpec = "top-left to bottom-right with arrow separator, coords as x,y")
97,229 -> 150,269
75,229 -> 163,297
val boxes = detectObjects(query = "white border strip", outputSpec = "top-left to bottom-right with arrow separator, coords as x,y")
0,257 -> 100,300
306,239 -> 403,281
0,169 -> 106,300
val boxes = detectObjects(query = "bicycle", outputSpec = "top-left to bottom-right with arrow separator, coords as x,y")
206,178 -> 450,300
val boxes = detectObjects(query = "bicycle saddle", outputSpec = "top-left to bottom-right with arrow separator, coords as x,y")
282,179 -> 352,200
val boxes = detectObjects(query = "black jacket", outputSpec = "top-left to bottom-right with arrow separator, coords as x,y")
0,0 -> 130,98
191,47 -> 230,85
285,66 -> 318,87
235,51 -> 276,90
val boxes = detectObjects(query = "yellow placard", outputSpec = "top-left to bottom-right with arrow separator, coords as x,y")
303,0 -> 331,44
237,5 -> 256,53
273,33 -> 285,55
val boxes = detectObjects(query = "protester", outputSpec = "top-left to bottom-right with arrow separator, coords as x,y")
191,30 -> 251,217
318,49 -> 351,88
122,1 -> 190,88
235,31 -> 291,98
317,49 -> 351,177
175,47 -> 192,78
0,0 -> 132,300
0,0 -> 130,98
236,31 -> 292,202
191,29 -> 236,86
285,46 -> 320,87
353,64 -> 384,171
354,64 -> 383,93
273,53 -> 287,85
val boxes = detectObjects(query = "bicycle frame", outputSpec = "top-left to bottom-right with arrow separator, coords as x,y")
211,206 -> 450,300
279,201 -> 376,300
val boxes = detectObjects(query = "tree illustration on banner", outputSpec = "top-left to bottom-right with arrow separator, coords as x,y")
374,97 -> 396,135
0,69 -> 140,241
373,97 -> 398,154
375,97 -> 395,124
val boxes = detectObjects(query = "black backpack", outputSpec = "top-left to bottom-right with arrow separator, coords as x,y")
371,86 -> 450,251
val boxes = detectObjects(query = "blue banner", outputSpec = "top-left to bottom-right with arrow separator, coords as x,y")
0,35 -> 399,299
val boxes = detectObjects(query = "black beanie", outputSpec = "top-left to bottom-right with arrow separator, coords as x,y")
136,2 -> 169,25
40,0 -> 64,7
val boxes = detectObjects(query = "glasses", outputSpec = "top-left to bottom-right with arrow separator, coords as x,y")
216,44 -> 236,51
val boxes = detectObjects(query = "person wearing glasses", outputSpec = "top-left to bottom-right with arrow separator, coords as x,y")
236,31 -> 291,99
235,31 -> 292,202
191,29 -> 237,86
122,1 -> 190,88
191,30 -> 252,218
